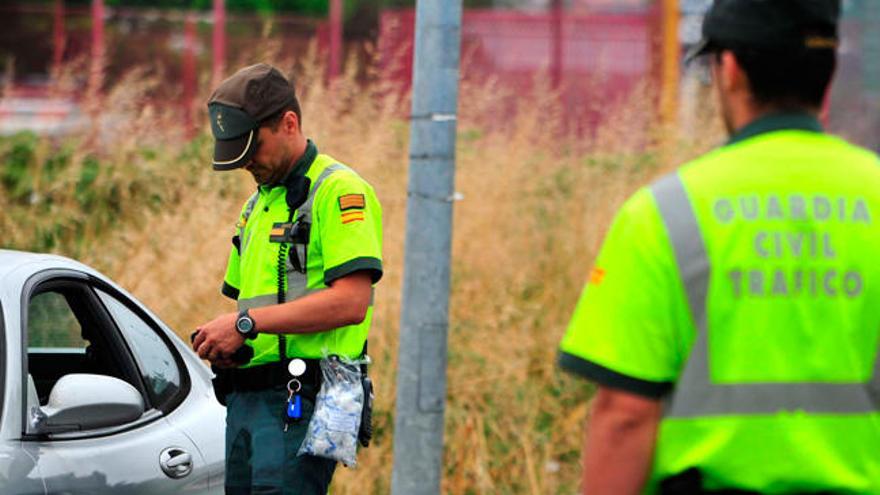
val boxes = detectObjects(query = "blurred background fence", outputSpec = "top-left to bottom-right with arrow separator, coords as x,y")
1,0 -> 877,148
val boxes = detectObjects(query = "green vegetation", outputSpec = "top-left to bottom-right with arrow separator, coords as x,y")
0,131 -> 205,256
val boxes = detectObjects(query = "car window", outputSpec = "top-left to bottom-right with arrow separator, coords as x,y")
27,291 -> 87,349
95,289 -> 182,408
26,284 -> 144,419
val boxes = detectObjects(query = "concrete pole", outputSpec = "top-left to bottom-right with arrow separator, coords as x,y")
864,0 -> 880,150
212,0 -> 226,88
328,0 -> 343,80
864,0 -> 880,94
390,0 -> 463,494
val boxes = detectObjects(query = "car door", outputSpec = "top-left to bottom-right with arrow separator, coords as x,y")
90,285 -> 225,491
18,272 -> 217,495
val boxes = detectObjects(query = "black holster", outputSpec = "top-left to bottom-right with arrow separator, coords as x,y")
358,345 -> 374,448
659,468 -> 761,495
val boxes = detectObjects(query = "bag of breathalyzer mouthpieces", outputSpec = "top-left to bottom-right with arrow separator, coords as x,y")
298,354 -> 364,467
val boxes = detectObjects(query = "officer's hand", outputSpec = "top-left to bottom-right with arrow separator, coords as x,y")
192,312 -> 245,361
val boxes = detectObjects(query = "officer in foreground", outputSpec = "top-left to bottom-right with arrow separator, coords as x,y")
558,1 -> 880,493
192,64 -> 383,494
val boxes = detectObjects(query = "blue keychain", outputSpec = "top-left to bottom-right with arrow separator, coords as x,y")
288,394 -> 302,419
284,379 -> 303,431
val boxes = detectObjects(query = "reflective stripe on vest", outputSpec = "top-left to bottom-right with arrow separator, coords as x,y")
238,287 -> 375,312
651,172 -> 880,418
239,191 -> 260,255
236,163 -> 348,312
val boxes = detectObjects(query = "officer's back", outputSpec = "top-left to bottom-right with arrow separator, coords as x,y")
558,1 -> 880,493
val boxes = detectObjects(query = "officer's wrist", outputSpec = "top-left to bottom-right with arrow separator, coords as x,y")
235,309 -> 259,340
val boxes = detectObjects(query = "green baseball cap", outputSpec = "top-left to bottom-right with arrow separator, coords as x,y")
207,64 -> 297,171
687,0 -> 841,62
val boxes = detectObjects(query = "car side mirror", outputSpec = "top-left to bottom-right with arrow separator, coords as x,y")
32,374 -> 145,434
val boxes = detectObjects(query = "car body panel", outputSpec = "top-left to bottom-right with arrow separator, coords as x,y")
0,250 -> 225,494
21,417 -> 210,494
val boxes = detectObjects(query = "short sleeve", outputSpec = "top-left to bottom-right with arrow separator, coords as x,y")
222,197 -> 252,300
558,187 -> 691,399
222,242 -> 241,300
316,172 -> 383,285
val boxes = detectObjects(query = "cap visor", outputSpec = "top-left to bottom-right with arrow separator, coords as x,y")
685,38 -> 711,64
213,129 -> 256,171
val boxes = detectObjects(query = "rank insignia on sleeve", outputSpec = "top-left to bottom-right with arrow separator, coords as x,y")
341,211 -> 365,224
338,194 -> 366,211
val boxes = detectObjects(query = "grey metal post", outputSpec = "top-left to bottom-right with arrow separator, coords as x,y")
390,0 -> 463,494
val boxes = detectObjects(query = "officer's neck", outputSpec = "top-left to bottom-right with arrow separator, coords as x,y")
269,137 -> 309,187
730,99 -> 820,136
285,137 -> 309,176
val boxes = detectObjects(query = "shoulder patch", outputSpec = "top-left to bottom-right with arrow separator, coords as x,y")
338,194 -> 366,211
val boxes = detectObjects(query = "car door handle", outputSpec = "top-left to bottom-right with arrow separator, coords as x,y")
160,447 -> 194,479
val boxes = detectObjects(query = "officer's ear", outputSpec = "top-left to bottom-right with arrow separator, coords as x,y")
282,110 -> 301,137
717,50 -> 749,96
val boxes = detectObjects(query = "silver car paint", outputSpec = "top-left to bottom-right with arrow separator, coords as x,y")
0,251 -> 226,494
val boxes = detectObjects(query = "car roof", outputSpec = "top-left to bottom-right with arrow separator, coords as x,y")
0,249 -> 92,281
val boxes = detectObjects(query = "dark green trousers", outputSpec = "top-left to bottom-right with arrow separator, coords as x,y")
225,385 -> 336,495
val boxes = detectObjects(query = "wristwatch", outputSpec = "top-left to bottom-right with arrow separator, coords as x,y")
235,309 -> 258,340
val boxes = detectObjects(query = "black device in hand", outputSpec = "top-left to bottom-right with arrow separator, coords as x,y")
190,331 -> 254,365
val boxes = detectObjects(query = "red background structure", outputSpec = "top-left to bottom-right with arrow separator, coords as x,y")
378,6 -> 663,133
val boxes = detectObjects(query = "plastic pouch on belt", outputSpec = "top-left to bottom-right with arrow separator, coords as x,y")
297,354 -> 365,467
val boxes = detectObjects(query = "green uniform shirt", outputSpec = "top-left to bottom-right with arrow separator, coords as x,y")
559,114 -> 880,493
222,140 -> 383,364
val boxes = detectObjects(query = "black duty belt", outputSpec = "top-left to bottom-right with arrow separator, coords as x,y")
220,358 -> 322,392
659,468 -> 836,495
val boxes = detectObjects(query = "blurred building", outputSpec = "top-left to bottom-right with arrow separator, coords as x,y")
493,0 -> 650,11
0,0 -> 876,149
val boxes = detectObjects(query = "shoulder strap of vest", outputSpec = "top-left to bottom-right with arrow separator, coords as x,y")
243,190 -> 260,219
234,191 -> 261,255
285,162 -> 347,295
239,191 -> 260,237
296,163 -> 348,223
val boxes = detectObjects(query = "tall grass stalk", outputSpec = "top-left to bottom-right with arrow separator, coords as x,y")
0,40 -> 722,494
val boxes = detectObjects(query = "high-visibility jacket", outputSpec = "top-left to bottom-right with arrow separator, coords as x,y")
559,113 -> 880,493
222,140 -> 383,365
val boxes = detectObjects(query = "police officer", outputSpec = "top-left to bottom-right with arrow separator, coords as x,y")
558,1 -> 880,493
192,64 -> 383,494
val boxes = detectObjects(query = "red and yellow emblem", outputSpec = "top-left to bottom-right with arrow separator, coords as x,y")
589,267 -> 606,285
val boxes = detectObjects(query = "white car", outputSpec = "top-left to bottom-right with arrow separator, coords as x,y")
0,250 -> 225,494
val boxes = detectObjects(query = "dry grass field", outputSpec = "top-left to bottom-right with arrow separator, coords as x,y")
0,45 -> 722,493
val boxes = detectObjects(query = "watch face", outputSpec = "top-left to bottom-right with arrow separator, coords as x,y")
237,316 -> 254,333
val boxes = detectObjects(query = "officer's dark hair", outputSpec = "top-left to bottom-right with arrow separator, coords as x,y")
260,99 -> 303,132
719,45 -> 836,111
